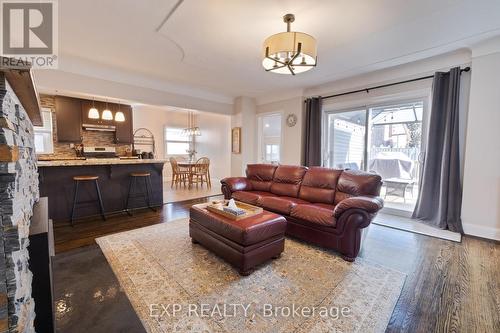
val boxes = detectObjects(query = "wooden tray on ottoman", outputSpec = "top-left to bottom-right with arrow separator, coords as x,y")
206,200 -> 263,220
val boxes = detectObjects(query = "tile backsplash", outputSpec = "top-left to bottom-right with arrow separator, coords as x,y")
38,95 -> 131,159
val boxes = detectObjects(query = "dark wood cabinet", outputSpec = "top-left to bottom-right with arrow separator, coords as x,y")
55,96 -> 82,142
115,105 -> 133,144
57,95 -> 133,144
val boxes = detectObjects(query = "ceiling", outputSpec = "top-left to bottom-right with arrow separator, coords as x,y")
56,0 -> 500,103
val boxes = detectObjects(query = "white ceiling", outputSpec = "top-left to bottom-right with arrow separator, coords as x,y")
56,0 -> 500,103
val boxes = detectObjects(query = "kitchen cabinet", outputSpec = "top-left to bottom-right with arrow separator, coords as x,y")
115,105 -> 133,144
55,96 -> 82,142
81,100 -> 134,144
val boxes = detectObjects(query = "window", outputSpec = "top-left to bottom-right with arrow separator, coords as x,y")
258,113 -> 282,163
164,127 -> 192,156
265,144 -> 280,162
34,108 -> 53,154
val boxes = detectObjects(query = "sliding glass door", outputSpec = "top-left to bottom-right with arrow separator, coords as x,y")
324,100 -> 426,215
325,109 -> 367,171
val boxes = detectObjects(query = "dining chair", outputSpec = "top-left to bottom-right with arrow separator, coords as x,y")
169,157 -> 190,188
190,157 -> 211,188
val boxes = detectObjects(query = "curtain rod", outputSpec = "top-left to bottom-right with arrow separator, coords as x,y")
306,66 -> 471,102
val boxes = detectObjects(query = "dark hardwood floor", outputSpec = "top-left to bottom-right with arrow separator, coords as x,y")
53,196 -> 219,253
53,197 -> 500,333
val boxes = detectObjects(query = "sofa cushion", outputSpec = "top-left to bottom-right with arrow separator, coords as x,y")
232,191 -> 276,205
270,165 -> 308,197
334,170 -> 382,204
258,196 -> 309,215
290,203 -> 336,227
298,167 -> 342,204
246,164 -> 278,192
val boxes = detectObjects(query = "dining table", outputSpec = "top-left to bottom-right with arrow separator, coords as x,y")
177,160 -> 211,188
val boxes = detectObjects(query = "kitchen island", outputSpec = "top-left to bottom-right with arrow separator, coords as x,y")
38,159 -> 167,223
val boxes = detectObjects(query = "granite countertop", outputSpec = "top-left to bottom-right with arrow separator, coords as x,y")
37,158 -> 169,167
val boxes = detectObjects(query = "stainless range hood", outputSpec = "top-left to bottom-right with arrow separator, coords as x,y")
82,123 -> 116,131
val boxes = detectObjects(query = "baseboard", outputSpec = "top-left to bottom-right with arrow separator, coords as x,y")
463,223 -> 500,241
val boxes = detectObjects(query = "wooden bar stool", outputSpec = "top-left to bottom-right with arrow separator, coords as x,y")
70,175 -> 105,225
125,172 -> 155,215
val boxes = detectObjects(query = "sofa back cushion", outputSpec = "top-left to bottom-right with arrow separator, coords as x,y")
334,170 -> 382,204
270,165 -> 308,197
246,164 -> 278,191
298,167 -> 342,204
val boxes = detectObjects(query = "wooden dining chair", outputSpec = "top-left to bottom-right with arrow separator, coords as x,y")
169,157 -> 190,188
191,157 -> 211,188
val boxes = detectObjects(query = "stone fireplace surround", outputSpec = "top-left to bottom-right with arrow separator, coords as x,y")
0,72 -> 40,332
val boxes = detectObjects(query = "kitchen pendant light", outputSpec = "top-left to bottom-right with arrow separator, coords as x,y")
114,112 -> 125,122
114,102 -> 125,122
88,98 -> 100,119
262,14 -> 317,75
102,100 -> 113,120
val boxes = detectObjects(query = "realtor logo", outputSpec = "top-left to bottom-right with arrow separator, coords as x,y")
1,0 -> 58,68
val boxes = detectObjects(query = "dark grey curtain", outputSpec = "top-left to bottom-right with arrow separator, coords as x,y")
412,67 -> 463,233
303,97 -> 322,166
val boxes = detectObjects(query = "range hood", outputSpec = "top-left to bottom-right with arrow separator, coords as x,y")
82,123 -> 116,132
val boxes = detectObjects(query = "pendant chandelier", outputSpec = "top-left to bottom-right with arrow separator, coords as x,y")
182,111 -> 201,136
262,14 -> 317,75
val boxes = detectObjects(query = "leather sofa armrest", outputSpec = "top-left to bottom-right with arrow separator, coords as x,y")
333,196 -> 384,219
220,177 -> 252,199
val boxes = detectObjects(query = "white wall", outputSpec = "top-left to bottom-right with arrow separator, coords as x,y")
195,112 -> 232,181
133,105 -> 231,181
461,38 -> 500,240
231,97 -> 257,176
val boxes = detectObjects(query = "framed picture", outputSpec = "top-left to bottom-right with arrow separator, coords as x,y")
232,127 -> 241,154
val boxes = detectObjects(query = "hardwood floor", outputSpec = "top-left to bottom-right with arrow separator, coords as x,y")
361,226 -> 499,333
53,197 -> 500,332
53,196 -> 219,253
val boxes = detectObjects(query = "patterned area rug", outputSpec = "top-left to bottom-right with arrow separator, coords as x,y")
96,219 -> 405,333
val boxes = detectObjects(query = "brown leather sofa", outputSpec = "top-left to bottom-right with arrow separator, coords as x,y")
221,164 -> 383,261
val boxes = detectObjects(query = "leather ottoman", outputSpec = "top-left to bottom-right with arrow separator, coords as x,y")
189,203 -> 287,275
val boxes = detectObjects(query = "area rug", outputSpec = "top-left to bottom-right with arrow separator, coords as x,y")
96,219 -> 406,333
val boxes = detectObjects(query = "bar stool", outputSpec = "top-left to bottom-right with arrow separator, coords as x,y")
70,175 -> 105,225
125,172 -> 155,215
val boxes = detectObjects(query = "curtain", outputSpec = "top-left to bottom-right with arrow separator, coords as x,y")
412,67 -> 464,233
303,97 -> 322,166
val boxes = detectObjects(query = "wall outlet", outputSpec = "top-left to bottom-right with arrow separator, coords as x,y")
69,143 -> 74,148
